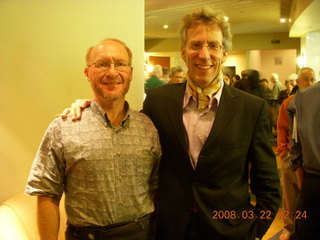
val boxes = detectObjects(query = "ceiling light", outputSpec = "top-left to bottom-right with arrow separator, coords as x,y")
224,16 -> 229,22
163,25 -> 168,29
280,18 -> 286,23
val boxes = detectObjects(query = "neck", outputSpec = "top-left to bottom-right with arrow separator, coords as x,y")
95,97 -> 126,127
189,73 -> 221,90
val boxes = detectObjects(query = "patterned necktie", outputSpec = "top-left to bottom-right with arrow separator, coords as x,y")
186,73 -> 222,110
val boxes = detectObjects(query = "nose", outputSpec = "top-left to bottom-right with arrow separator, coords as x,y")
198,45 -> 211,59
104,64 -> 118,78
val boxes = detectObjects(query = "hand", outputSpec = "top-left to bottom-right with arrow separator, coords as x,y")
56,99 -> 91,120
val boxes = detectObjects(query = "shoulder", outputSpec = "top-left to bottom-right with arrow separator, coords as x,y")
145,83 -> 186,101
224,85 -> 264,102
223,85 -> 268,115
51,107 -> 93,129
279,94 -> 294,110
129,109 -> 158,130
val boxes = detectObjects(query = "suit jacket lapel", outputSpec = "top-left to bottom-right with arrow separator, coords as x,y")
202,85 -> 240,150
165,83 -> 189,154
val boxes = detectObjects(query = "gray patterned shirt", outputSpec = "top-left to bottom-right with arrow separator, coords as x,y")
26,100 -> 161,226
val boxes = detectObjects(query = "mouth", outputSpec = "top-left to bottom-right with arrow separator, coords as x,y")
196,64 -> 213,70
101,82 -> 121,86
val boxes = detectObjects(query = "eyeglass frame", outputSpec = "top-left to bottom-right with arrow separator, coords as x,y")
188,41 -> 224,52
88,59 -> 131,72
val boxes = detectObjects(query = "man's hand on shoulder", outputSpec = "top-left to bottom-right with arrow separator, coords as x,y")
56,99 -> 91,120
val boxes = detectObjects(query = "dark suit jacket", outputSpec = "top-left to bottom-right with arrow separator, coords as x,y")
142,83 -> 280,240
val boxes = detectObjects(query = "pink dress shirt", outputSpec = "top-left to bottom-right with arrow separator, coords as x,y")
183,80 -> 224,169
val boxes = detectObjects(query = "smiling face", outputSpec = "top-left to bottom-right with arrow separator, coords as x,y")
85,40 -> 132,104
181,23 -> 227,89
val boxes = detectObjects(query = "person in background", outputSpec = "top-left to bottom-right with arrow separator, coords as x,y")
259,78 -> 272,99
26,38 -> 161,240
223,72 -> 231,85
277,67 -> 315,240
270,73 -> 283,100
288,80 -> 320,240
145,64 -> 164,93
232,74 -> 240,86
269,73 -> 283,141
243,69 -> 265,99
241,69 -> 248,79
288,73 -> 299,95
58,7 -> 280,240
233,69 -> 248,91
278,80 -> 294,105
160,67 -> 170,84
168,66 -> 185,84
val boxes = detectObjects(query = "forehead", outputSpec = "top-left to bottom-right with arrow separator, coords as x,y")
186,23 -> 223,43
90,41 -> 129,61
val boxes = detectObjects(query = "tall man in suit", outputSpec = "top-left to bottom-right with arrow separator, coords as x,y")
60,7 -> 280,240
143,7 -> 280,240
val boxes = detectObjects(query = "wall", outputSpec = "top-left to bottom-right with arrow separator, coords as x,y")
258,49 -> 297,86
224,51 -> 247,76
0,0 -> 144,202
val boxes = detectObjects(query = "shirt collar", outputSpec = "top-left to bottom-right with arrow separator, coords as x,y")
91,100 -> 130,131
183,73 -> 224,110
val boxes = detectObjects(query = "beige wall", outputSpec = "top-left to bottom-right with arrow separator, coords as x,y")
224,51 -> 247,76
0,0 -> 144,202
258,49 -> 298,86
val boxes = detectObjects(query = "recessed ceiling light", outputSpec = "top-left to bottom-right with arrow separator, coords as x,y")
224,16 -> 229,22
280,18 -> 286,23
163,25 -> 169,29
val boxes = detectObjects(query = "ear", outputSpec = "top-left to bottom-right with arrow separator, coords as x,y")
222,51 -> 228,63
181,47 -> 187,62
129,67 -> 133,82
84,67 -> 90,81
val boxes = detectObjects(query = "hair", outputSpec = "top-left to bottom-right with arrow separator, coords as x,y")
152,64 -> 163,74
270,73 -> 279,81
180,7 -> 232,51
288,73 -> 298,81
86,38 -> 132,66
246,69 -> 261,90
241,70 -> 248,78
170,66 -> 184,76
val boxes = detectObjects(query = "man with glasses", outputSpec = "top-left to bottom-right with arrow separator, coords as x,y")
25,39 -> 161,240
59,7 -> 280,240
143,7 -> 280,240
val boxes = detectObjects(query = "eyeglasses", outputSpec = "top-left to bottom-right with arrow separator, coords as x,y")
89,60 -> 130,72
189,41 -> 223,52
